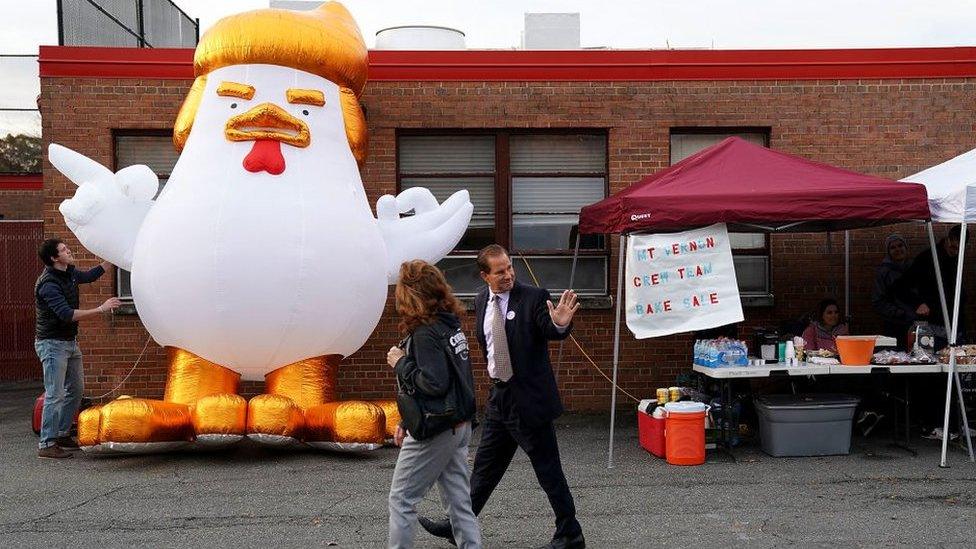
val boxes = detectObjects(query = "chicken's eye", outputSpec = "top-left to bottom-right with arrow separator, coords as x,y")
230,103 -> 238,109
302,109 -> 309,116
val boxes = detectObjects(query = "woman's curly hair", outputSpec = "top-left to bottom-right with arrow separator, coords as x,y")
394,260 -> 464,334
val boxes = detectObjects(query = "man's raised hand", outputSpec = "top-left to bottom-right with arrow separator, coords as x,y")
547,289 -> 580,327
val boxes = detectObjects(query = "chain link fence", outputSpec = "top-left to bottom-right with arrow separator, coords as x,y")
58,0 -> 198,48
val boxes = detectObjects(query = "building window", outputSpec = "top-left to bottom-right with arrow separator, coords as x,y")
113,132 -> 177,299
0,55 -> 41,174
398,131 -> 608,296
670,129 -> 772,302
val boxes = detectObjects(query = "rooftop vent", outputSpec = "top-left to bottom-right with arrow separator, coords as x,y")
521,13 -> 580,50
375,26 -> 466,50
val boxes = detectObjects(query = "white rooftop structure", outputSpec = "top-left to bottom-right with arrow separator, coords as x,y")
521,13 -> 580,50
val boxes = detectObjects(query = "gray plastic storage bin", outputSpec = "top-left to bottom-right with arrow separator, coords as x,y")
754,394 -> 860,457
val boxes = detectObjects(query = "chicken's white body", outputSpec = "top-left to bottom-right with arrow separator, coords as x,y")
49,64 -> 472,381
132,65 -> 386,378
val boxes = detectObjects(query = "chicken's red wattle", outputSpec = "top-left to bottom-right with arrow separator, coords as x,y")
243,139 -> 285,175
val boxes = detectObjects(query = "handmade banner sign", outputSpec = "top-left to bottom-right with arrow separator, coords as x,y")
48,1 -> 468,454
625,223 -> 743,339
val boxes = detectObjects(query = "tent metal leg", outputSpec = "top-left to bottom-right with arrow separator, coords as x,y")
844,230 -> 850,320
886,377 -> 917,456
939,356 -> 973,465
953,369 -> 974,461
938,222 -> 973,466
927,223 -> 954,467
925,223 -> 951,328
948,223 -> 966,350
568,232 -> 581,290
941,355 -> 957,468
608,234 -> 626,469
557,233 -> 583,367
949,224 -> 972,461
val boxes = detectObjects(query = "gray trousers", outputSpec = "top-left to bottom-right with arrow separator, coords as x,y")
388,422 -> 481,549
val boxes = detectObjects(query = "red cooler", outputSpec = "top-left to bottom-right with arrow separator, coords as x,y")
637,411 -> 666,458
32,392 -> 91,436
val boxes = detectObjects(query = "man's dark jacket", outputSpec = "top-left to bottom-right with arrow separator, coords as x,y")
475,281 -> 572,427
34,265 -> 103,341
897,245 -> 966,329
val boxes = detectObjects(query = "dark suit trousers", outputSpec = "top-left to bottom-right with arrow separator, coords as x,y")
469,384 -> 582,540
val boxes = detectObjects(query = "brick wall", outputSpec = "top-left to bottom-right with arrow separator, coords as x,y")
39,75 -> 976,411
0,189 -> 43,219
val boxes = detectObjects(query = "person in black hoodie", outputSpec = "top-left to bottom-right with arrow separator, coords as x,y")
386,260 -> 480,549
872,234 -> 922,349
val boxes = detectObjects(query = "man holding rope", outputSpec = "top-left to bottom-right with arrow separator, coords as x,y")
420,244 -> 585,549
34,238 -> 120,459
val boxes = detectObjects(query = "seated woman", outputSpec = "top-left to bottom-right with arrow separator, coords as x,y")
801,298 -> 849,354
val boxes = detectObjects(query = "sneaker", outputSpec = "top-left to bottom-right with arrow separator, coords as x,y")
38,445 -> 73,459
55,436 -> 80,450
922,427 -> 959,441
418,516 -> 457,547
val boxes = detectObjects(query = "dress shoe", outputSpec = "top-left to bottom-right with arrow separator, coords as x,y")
538,533 -> 585,549
38,445 -> 73,459
55,436 -> 80,450
418,516 -> 457,546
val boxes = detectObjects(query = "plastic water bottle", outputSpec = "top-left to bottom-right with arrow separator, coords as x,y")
708,340 -> 721,368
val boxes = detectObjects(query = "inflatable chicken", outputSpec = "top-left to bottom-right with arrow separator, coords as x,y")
48,2 -> 472,453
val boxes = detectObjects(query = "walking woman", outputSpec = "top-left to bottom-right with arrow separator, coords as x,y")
386,260 -> 481,549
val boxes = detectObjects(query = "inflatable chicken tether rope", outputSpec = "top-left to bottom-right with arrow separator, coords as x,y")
51,1 -> 472,455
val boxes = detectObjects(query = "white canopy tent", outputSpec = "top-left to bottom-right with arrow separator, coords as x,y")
902,147 -> 976,467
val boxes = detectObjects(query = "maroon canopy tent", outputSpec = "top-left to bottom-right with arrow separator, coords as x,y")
579,137 -> 930,235
575,137 -> 933,468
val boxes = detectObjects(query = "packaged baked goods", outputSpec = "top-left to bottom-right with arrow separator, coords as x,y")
939,344 -> 976,365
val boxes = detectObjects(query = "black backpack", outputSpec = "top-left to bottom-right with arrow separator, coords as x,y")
396,324 -> 477,440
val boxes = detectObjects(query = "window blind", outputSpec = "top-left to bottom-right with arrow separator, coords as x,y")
512,176 -> 605,214
399,136 -> 494,174
116,135 -> 179,175
510,134 -> 606,173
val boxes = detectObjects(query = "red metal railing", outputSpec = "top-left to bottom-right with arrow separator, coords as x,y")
0,221 -> 43,381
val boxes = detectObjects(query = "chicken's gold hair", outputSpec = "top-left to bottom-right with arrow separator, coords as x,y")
172,1 -> 368,166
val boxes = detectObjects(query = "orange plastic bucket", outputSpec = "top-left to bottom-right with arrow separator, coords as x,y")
664,402 -> 708,466
836,336 -> 877,365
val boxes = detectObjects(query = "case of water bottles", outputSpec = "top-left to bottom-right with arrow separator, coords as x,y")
693,338 -> 750,368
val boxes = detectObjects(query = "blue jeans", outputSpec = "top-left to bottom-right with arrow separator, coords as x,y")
35,339 -> 84,448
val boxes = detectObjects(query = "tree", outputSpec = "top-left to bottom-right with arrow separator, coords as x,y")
0,134 -> 42,173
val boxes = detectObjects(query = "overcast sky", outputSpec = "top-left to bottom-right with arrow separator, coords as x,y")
3,0 -> 976,133
4,0 -> 976,53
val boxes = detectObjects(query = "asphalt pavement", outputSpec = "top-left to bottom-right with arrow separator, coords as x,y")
2,381 -> 974,548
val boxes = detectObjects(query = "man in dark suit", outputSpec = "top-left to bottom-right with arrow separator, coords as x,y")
420,244 -> 584,549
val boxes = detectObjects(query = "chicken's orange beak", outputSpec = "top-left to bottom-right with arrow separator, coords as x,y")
224,103 -> 310,148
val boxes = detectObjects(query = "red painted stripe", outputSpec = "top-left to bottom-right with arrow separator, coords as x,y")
368,48 -> 976,81
38,45 -> 976,81
0,174 -> 43,190
39,46 -> 194,79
